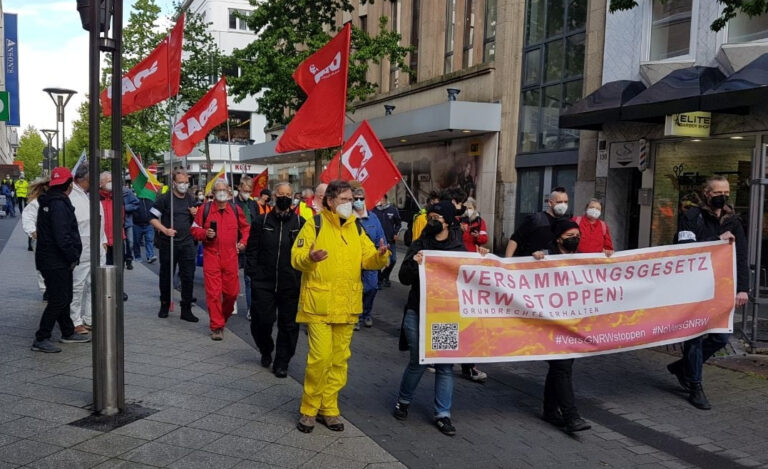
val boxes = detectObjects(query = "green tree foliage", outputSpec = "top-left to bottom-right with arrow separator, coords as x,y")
228,0 -> 413,128
609,0 -> 768,31
16,126 -> 45,180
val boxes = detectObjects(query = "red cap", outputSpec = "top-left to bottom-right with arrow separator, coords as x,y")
50,167 -> 73,186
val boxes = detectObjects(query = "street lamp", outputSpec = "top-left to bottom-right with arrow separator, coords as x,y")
43,88 -> 77,167
40,129 -> 58,175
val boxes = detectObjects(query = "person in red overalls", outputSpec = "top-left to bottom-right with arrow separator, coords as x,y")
573,199 -> 614,256
191,179 -> 250,341
459,197 -> 488,252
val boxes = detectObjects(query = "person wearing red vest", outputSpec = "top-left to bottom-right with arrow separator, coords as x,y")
191,179 -> 251,340
573,199 -> 614,256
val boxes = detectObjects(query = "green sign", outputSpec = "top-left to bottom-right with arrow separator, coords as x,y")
0,92 -> 9,122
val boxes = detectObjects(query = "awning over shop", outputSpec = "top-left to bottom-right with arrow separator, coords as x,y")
701,53 -> 768,112
239,101 -> 502,164
558,80 -> 646,130
620,66 -> 725,121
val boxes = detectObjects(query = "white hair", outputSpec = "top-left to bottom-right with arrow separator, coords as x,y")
213,178 -> 229,190
100,171 -> 111,184
274,181 -> 292,192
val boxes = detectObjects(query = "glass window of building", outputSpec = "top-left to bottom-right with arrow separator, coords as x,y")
649,0 -> 692,61
463,0 -> 476,68
484,0 -> 497,62
728,12 -> 768,43
445,0 -> 457,73
519,0 -> 586,153
410,0 -> 420,83
360,14 -> 368,33
228,9 -> 252,31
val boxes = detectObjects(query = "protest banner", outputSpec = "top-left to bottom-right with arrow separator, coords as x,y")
419,241 -> 735,363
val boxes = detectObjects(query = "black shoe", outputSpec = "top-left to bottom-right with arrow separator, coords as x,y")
667,361 -> 690,391
393,402 -> 409,421
688,383 -> 711,410
43,291 -> 49,302
261,355 -> 272,368
435,417 -> 456,436
27,246 -> 33,252
158,302 -> 170,318
377,283 -> 383,290
383,279 -> 392,288
542,412 -> 566,427
31,339 -> 62,353
564,417 -> 591,433
192,297 -> 197,304
179,304 -> 199,323
123,292 -> 128,302
125,261 -> 133,270
273,367 -> 287,378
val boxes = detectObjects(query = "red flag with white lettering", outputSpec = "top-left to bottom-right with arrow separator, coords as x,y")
101,14 -> 184,117
320,121 -> 402,210
276,23 -> 351,153
172,77 -> 228,157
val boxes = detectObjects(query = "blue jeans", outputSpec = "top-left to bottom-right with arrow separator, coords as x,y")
133,224 -> 155,260
360,289 -> 377,322
124,226 -> 134,262
682,333 -> 729,383
397,309 -> 453,418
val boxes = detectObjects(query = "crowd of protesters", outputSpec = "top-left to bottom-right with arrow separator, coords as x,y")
19,165 -> 745,439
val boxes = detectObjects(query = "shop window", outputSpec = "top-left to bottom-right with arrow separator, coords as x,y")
445,0 -> 457,73
484,0 -> 497,62
516,168 -> 544,228
463,0 -> 476,68
520,0 -> 586,153
649,0 -> 692,61
228,9 -> 252,31
410,0 -> 420,83
728,12 -> 768,43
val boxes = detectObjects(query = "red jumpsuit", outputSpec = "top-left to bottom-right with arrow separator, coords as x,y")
191,202 -> 250,331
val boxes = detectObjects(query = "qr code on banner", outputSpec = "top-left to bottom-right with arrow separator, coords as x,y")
431,323 -> 459,351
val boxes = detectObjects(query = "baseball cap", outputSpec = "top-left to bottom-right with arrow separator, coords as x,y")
50,167 -> 73,187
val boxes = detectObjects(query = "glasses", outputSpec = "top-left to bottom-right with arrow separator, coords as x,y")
428,215 -> 445,221
354,197 -> 365,201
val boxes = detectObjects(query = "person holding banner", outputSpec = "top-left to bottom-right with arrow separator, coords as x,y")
532,218 -> 593,434
506,186 -> 569,257
667,175 -> 748,410
292,180 -> 390,434
574,199 -> 614,256
394,200 -> 489,436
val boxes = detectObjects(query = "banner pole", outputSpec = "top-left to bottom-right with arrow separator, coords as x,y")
226,117 -> 234,186
400,178 -> 422,211
167,27 -> 176,313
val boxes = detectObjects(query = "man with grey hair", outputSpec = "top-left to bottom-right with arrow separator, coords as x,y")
313,183 -> 327,213
192,179 -> 250,340
68,164 -> 106,334
506,186 -> 570,257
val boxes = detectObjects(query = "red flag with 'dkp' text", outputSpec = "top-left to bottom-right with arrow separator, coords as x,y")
320,121 -> 402,210
172,77 -> 228,157
276,24 -> 351,153
101,14 -> 184,116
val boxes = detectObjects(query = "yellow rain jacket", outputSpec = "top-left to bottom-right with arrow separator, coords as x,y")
292,210 -> 390,324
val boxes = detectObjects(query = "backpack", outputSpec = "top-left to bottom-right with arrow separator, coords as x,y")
313,213 -> 362,238
203,201 -> 242,241
574,216 -> 607,236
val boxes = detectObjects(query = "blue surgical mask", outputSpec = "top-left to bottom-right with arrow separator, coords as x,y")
353,200 -> 365,211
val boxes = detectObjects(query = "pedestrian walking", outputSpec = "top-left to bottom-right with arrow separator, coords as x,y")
14,174 -> 28,213
506,186 -> 569,257
234,176 -> 259,319
69,166 -> 106,335
32,167 -> 90,353
150,168 -> 199,322
574,199 -> 614,256
532,218 -> 593,434
292,180 -> 390,433
22,177 -> 50,297
351,185 -> 386,330
245,182 -> 303,376
1,182 -> 15,217
191,179 -> 250,340
394,201 -> 488,436
123,183 -> 140,270
132,194 -> 157,264
373,193 -> 400,289
459,197 -> 488,252
666,175 -> 748,410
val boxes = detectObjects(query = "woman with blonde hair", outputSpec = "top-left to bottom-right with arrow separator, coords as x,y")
22,176 -> 51,298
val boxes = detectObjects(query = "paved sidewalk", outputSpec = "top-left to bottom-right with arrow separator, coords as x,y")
0,222 -> 403,468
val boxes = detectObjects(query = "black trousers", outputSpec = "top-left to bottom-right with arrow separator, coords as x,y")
250,287 -> 300,368
158,242 -> 196,304
17,196 -> 25,213
36,268 -> 75,342
543,359 -> 578,419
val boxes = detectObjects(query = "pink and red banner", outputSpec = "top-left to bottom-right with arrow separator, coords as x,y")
419,241 -> 735,363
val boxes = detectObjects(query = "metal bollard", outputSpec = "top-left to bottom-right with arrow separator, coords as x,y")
94,266 -> 119,416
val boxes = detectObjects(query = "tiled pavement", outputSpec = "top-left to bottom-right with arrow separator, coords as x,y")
0,222 -> 403,468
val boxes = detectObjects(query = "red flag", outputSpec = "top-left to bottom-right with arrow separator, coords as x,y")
253,168 -> 269,193
320,121 -> 402,210
101,14 -> 184,116
276,24 -> 351,153
172,77 -> 229,157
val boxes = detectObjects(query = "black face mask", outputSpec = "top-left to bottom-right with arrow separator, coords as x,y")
423,219 -> 444,237
561,236 -> 580,253
710,194 -> 728,209
275,196 -> 292,211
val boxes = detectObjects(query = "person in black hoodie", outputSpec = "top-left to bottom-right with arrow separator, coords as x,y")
32,167 -> 90,353
532,218 -> 592,434
245,182 -> 304,378
392,201 -> 489,437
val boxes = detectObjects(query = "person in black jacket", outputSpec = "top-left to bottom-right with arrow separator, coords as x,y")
392,201 -> 489,437
667,176 -> 748,410
32,167 -> 90,353
245,182 -> 304,378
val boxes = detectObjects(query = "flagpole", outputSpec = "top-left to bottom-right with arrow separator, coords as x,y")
226,117 -> 233,186
399,179 -> 422,211
166,27 -> 176,314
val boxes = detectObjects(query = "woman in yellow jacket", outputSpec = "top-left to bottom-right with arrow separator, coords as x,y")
292,180 -> 390,433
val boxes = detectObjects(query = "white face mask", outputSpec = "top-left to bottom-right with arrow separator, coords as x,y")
553,203 -> 568,216
465,208 -> 475,218
586,208 -> 601,220
197,194 -> 205,201
240,191 -> 251,200
104,182 -> 112,192
176,182 -> 189,194
336,201 -> 353,219
215,191 -> 229,202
